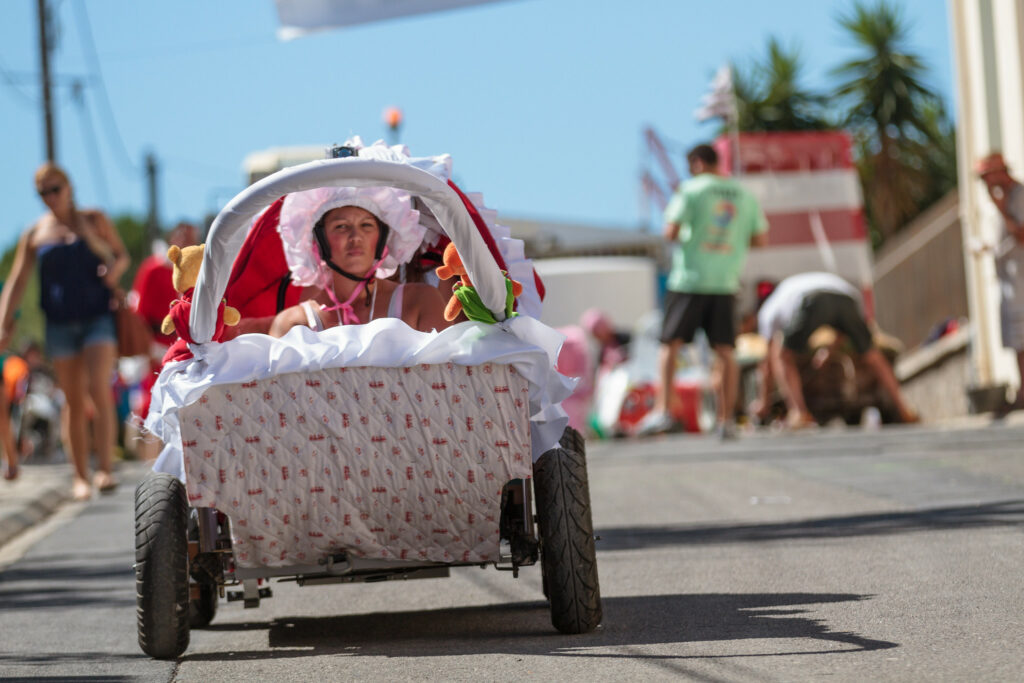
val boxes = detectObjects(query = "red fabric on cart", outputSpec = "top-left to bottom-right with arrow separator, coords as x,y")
214,185 -> 543,337
223,196 -> 302,320
162,293 -> 232,364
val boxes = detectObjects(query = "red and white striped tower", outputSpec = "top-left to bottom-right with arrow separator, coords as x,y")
714,131 -> 876,317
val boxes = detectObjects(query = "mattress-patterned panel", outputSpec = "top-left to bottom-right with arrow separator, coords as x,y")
179,362 -> 532,568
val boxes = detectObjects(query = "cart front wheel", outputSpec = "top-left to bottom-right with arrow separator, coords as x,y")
533,428 -> 602,634
135,472 -> 190,659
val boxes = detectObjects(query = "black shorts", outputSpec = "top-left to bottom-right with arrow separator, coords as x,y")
781,291 -> 874,354
660,291 -> 735,346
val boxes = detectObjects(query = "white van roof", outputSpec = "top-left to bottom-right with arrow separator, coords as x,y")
242,146 -> 327,184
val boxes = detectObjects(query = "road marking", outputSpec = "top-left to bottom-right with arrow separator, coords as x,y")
749,495 -> 793,505
0,500 -> 89,570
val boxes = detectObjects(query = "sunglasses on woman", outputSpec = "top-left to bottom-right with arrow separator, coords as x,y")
38,184 -> 64,198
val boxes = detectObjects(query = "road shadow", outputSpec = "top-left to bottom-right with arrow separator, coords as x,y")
0,551 -> 135,611
182,592 -> 896,662
594,499 -> 1024,551
0,650 -> 155,682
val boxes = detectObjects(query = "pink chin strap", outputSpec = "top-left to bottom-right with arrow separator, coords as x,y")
321,246 -> 390,325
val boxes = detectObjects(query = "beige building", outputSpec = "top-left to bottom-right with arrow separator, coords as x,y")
500,217 -> 664,262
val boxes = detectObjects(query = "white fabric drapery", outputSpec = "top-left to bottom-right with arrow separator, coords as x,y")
149,318 -> 573,481
148,155 -> 571,482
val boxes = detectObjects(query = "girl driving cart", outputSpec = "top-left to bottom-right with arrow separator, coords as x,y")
270,184 -> 448,336
136,140 -> 600,659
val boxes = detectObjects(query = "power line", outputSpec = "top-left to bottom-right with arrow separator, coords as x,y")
0,55 -> 38,106
71,0 -> 137,175
70,78 -> 111,207
160,154 -> 240,178
0,70 -> 94,86
95,35 -> 278,62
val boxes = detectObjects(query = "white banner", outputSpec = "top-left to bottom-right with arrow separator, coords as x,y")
275,0 -> 512,39
694,65 -> 735,122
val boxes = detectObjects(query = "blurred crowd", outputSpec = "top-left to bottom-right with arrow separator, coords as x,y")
4,140 -> 1019,495
558,144 -> 1024,440
0,156 -> 467,500
557,142 -> 925,441
0,163 -> 205,498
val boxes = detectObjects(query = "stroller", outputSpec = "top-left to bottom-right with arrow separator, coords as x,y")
135,146 -> 602,659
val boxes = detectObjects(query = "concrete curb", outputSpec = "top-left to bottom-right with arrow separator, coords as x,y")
0,465 -> 72,549
0,461 -> 156,552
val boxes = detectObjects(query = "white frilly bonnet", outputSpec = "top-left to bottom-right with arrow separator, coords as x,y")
278,183 -> 425,288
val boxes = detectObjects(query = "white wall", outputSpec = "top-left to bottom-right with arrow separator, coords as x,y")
533,257 -> 657,330
951,0 -> 1022,394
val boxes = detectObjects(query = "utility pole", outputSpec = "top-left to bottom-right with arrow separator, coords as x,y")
36,0 -> 56,161
145,151 -> 160,241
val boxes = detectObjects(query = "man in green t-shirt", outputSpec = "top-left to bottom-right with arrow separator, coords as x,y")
638,143 -> 768,439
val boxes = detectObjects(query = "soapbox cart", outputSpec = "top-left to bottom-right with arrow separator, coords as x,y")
134,154 -> 602,659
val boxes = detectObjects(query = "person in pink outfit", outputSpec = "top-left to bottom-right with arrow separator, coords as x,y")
556,325 -> 594,433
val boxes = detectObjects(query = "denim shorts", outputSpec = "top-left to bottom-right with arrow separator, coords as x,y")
45,312 -> 117,359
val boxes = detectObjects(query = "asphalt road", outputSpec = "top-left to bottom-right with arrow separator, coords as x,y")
1,420 -> 1022,682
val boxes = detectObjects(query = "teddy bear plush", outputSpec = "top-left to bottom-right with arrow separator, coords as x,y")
434,242 -> 522,323
161,244 -> 240,364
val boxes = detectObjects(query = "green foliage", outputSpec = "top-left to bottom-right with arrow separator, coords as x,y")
832,1 -> 937,140
721,0 -> 958,248
916,99 -> 959,205
732,38 -> 834,133
114,214 -> 153,291
831,0 -> 957,242
0,243 -> 44,352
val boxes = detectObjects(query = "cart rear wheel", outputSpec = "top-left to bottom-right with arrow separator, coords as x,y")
540,426 -> 589,601
559,425 -> 586,459
135,472 -> 190,659
533,428 -> 602,634
188,582 -> 218,629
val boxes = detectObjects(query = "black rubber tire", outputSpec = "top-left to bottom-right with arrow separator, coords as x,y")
559,425 -> 586,459
536,430 -> 585,602
541,426 -> 587,603
533,433 -> 602,634
135,472 -> 190,659
188,582 -> 218,629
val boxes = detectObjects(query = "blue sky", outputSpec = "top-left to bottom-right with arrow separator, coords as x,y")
0,0 -> 954,252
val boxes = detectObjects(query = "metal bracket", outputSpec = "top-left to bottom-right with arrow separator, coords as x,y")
226,579 -> 273,608
197,507 -> 219,553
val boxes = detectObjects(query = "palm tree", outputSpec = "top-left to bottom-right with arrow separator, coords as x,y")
832,0 -> 950,241
915,99 -> 958,208
733,37 -> 832,133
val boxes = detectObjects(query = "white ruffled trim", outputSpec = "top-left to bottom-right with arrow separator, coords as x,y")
147,318 -> 574,482
460,191 -> 542,319
279,184 -> 424,288
347,137 -> 454,181
275,138 -> 535,314
276,138 -> 464,289
355,139 -> 540,319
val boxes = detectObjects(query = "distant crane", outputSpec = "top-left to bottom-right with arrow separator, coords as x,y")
639,126 -> 686,228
